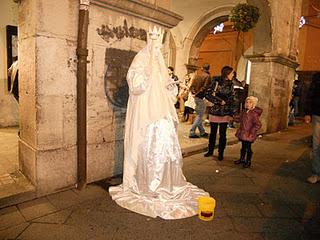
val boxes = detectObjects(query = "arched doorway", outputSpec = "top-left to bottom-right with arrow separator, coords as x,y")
194,20 -> 253,78
178,1 -> 300,133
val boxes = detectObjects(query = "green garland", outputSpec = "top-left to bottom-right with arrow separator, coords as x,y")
229,3 -> 260,32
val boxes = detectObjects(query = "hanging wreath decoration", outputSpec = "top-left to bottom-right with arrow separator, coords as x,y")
229,3 -> 260,32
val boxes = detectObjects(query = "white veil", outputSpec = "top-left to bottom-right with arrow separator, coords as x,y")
125,30 -> 178,132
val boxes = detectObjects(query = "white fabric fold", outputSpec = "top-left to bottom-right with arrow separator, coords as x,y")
109,116 -> 208,219
109,38 -> 209,220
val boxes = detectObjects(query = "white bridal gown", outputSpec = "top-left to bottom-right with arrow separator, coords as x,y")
109,44 -> 208,220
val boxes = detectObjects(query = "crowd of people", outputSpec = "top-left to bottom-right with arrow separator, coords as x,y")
169,63 -> 261,168
170,64 -> 320,183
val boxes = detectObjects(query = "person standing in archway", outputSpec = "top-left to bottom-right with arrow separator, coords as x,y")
8,57 -> 19,102
204,66 -> 235,160
229,71 -> 245,128
188,63 -> 211,138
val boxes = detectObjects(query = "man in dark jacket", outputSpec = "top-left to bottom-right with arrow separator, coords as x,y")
304,72 -> 320,184
291,80 -> 302,116
188,63 -> 211,138
229,71 -> 244,127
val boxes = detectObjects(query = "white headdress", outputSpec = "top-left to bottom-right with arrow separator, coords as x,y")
147,26 -> 164,45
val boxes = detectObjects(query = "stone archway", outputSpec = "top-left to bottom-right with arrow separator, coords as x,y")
184,5 -> 234,68
188,15 -> 229,66
180,0 -> 301,133
185,1 -> 273,71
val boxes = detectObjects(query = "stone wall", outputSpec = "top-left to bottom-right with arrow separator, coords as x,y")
249,59 -> 297,133
18,0 -> 78,194
247,0 -> 301,133
18,0 -> 181,195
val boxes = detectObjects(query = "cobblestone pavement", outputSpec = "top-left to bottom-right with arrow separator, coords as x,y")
0,123 -> 319,240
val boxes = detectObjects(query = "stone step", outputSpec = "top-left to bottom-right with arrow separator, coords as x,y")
0,171 -> 36,208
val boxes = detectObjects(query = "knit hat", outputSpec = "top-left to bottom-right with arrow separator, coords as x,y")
246,96 -> 258,107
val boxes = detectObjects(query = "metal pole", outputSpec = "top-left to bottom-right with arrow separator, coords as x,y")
76,0 -> 90,190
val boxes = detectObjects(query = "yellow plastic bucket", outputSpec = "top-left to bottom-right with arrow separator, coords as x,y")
198,196 -> 216,221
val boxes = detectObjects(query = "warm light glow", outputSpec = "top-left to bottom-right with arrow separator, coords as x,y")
246,60 -> 252,84
299,16 -> 306,28
213,23 -> 224,34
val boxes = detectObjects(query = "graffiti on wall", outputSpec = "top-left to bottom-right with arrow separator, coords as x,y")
104,48 -> 137,108
97,20 -> 147,43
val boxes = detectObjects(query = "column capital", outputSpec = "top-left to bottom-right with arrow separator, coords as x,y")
80,0 -> 90,10
245,53 -> 299,69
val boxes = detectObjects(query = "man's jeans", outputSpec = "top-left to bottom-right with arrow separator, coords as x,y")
190,97 -> 206,136
312,115 -> 320,176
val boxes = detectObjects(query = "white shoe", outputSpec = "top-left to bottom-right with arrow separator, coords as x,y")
307,175 -> 320,184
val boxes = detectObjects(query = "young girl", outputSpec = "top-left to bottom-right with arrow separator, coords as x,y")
234,96 -> 262,168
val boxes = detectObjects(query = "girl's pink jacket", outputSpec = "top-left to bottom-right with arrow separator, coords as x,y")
235,107 -> 263,142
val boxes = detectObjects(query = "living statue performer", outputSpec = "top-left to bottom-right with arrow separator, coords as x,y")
109,26 -> 208,219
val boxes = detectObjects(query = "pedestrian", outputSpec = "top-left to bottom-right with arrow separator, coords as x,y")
304,72 -> 320,184
234,96 -> 262,168
168,66 -> 179,85
188,63 -> 211,138
204,66 -> 234,160
168,66 -> 179,98
292,79 -> 302,116
177,72 -> 192,120
7,57 -> 19,102
229,71 -> 245,128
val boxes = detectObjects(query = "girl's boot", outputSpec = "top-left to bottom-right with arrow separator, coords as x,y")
243,151 -> 252,168
234,149 -> 246,164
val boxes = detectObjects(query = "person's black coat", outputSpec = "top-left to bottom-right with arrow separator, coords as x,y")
305,72 -> 320,116
205,77 -> 234,117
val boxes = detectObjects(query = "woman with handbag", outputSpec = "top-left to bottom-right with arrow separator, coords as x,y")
204,66 -> 235,160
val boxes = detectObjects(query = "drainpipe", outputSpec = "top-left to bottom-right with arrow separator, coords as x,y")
76,0 -> 90,190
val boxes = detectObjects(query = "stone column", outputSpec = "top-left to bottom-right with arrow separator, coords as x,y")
247,55 -> 299,133
246,0 -> 302,133
19,0 -> 78,195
